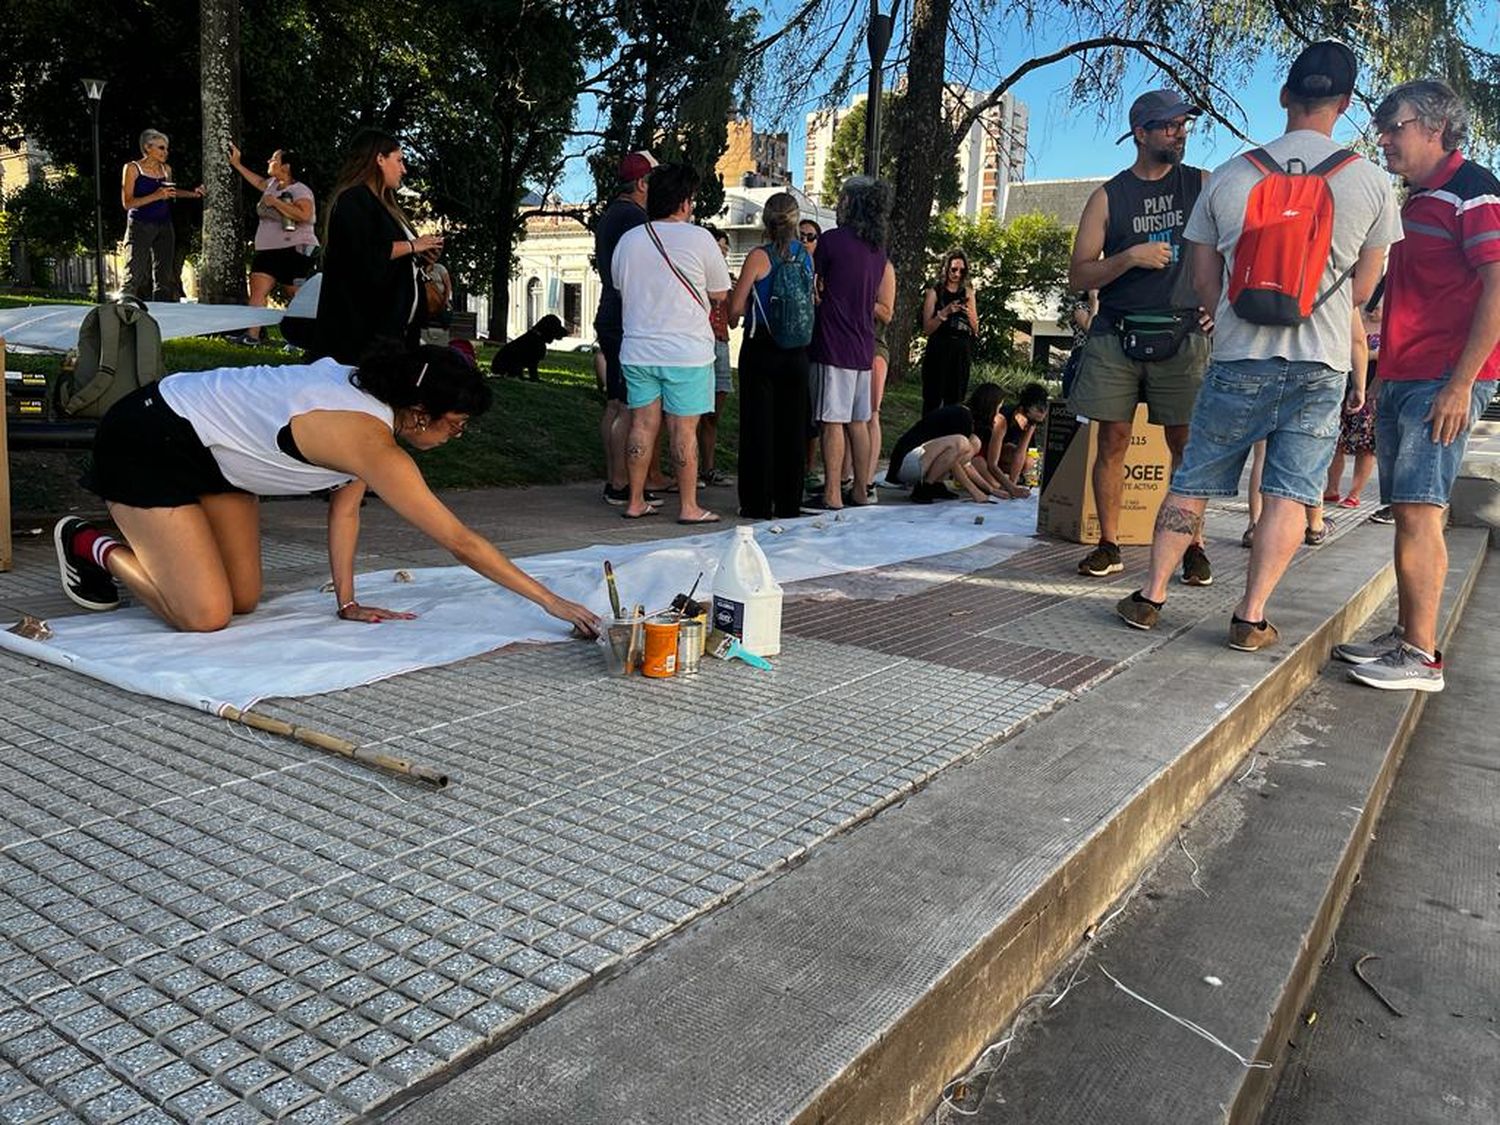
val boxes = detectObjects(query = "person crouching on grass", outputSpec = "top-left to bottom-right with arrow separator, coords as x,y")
53,345 -> 599,637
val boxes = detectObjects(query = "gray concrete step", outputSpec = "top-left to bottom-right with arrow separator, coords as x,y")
1260,552 -> 1500,1125
938,529 -> 1488,1125
392,521 -> 1439,1124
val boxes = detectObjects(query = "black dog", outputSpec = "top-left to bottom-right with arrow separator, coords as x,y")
490,314 -> 568,380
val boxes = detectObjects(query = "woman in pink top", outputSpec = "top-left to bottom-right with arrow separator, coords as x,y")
228,143 -> 319,343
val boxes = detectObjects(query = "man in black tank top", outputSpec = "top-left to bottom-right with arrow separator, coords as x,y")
1067,89 -> 1214,586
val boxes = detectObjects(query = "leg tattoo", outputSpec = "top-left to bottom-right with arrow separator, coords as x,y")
1155,502 -> 1203,538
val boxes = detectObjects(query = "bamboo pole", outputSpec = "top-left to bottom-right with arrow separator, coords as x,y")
219,705 -> 452,788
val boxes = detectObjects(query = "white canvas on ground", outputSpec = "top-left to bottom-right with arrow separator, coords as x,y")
0,302 -> 284,353
0,500 -> 1038,714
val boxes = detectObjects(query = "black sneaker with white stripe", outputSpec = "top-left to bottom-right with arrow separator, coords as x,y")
53,518 -> 120,611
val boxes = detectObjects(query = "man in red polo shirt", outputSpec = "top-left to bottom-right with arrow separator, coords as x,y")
1335,79 -> 1500,692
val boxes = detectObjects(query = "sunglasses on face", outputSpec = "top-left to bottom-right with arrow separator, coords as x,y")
798,232 -> 817,242
1374,117 -> 1423,139
1146,119 -> 1192,136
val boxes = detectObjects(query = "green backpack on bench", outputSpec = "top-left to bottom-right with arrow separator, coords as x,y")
53,296 -> 164,419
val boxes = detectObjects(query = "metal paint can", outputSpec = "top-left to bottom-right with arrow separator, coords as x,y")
641,619 -> 679,678
677,619 -> 704,675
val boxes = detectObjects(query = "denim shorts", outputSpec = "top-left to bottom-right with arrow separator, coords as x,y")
623,363 -> 714,416
1170,358 -> 1345,507
1375,377 -> 1497,506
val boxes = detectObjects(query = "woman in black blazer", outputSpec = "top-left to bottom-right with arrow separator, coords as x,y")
314,129 -> 443,363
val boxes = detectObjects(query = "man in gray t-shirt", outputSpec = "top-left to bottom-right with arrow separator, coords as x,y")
1117,40 -> 1401,652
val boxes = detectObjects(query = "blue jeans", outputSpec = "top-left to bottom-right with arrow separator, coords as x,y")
1170,358 -> 1345,507
1375,377 -> 1497,506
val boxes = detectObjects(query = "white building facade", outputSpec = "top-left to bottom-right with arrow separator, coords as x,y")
802,86 -> 1028,218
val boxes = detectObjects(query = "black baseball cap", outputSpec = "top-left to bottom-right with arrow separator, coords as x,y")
1285,40 -> 1357,99
1116,89 -> 1201,142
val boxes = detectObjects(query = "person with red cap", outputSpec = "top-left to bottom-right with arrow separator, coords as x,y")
593,151 -> 660,506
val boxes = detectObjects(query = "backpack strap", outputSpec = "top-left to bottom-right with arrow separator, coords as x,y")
1309,148 -> 1359,179
748,244 -> 774,335
1242,148 -> 1284,177
643,222 -> 707,311
64,303 -> 125,415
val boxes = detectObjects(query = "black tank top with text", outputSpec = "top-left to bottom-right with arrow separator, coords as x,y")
1096,163 -> 1204,321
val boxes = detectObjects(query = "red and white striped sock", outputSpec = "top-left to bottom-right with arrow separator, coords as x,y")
70,526 -> 121,571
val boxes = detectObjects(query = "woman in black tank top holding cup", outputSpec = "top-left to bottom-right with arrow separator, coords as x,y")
920,249 -> 979,416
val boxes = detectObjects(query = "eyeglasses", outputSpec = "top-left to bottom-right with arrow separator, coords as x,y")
1374,116 -> 1423,139
438,416 -> 468,437
798,232 -> 817,243
1145,119 -> 1192,136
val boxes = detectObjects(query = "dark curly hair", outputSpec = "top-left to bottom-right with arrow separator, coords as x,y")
350,343 -> 493,419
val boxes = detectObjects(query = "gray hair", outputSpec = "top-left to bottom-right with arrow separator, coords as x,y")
835,175 -> 894,249
138,129 -> 168,153
1374,79 -> 1469,151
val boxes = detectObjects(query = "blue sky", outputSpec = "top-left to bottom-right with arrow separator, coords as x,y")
556,8 -> 1500,200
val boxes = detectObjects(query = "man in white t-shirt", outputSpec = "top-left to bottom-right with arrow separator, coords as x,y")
1116,40 -> 1402,650
613,164 -> 731,523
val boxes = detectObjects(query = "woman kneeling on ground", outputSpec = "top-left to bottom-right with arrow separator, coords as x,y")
54,345 -> 599,636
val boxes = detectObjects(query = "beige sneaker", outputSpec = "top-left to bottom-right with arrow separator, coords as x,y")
1115,591 -> 1161,630
1228,617 -> 1280,651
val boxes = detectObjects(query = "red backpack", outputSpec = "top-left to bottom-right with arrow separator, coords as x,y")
1227,147 -> 1359,326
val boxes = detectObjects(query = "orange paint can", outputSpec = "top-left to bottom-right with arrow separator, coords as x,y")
641,619 -> 679,678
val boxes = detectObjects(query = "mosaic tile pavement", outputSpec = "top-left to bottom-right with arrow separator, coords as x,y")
0,492 -> 1375,1122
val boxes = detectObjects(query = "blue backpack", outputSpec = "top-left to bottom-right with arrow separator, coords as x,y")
752,242 -> 815,348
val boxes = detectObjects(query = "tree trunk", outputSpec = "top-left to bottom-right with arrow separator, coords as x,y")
198,0 -> 244,304
884,0 -> 951,385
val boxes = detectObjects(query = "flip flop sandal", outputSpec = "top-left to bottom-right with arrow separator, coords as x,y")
677,512 -> 721,525
1337,496 -> 1361,508
622,506 -> 659,519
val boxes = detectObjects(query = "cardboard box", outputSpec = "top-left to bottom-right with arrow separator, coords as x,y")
1036,401 -> 1172,545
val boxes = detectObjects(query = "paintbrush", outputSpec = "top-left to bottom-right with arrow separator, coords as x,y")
604,561 -> 623,619
704,627 -> 773,670
627,603 -> 646,674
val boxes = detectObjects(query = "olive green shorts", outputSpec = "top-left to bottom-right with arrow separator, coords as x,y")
1067,329 -> 1210,427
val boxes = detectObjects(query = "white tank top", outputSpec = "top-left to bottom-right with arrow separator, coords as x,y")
157,358 -> 395,495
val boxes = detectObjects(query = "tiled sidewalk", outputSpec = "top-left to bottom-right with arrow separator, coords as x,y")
0,485 -> 1368,1122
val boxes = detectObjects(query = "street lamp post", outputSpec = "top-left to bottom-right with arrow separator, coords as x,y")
81,78 -> 107,303
863,2 -> 896,177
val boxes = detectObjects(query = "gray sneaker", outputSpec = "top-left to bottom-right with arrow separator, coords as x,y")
1347,642 -> 1444,692
1331,624 -> 1404,665
1079,542 -> 1123,577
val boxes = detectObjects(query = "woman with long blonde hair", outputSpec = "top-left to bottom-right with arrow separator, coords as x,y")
314,129 -> 444,363
727,192 -> 815,519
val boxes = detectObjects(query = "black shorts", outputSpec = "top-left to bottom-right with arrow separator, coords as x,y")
82,383 -> 247,508
596,327 -> 628,403
250,246 -> 316,286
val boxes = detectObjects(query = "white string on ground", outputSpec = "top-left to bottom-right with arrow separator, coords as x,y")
1235,753 -> 1260,785
1097,964 -> 1272,1069
1179,831 -> 1210,898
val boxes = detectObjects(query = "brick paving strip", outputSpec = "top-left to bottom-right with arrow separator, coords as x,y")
0,486 -> 1362,1122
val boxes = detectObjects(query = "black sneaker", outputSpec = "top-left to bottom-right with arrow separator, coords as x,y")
1369,506 -> 1395,525
54,518 -> 120,611
1078,542 -> 1123,577
603,484 -> 660,506
1180,543 -> 1213,586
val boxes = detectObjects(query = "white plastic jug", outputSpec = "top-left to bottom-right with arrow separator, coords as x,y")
711,526 -> 783,657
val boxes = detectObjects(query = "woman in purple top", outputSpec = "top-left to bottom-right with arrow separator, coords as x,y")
806,175 -> 894,511
120,129 -> 203,301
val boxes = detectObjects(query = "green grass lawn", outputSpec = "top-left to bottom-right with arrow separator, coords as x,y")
5,296 -> 1047,515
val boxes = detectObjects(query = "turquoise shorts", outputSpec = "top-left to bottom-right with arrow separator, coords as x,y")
623,363 -> 714,416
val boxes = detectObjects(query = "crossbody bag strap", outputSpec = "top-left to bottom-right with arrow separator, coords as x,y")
644,222 -> 707,311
